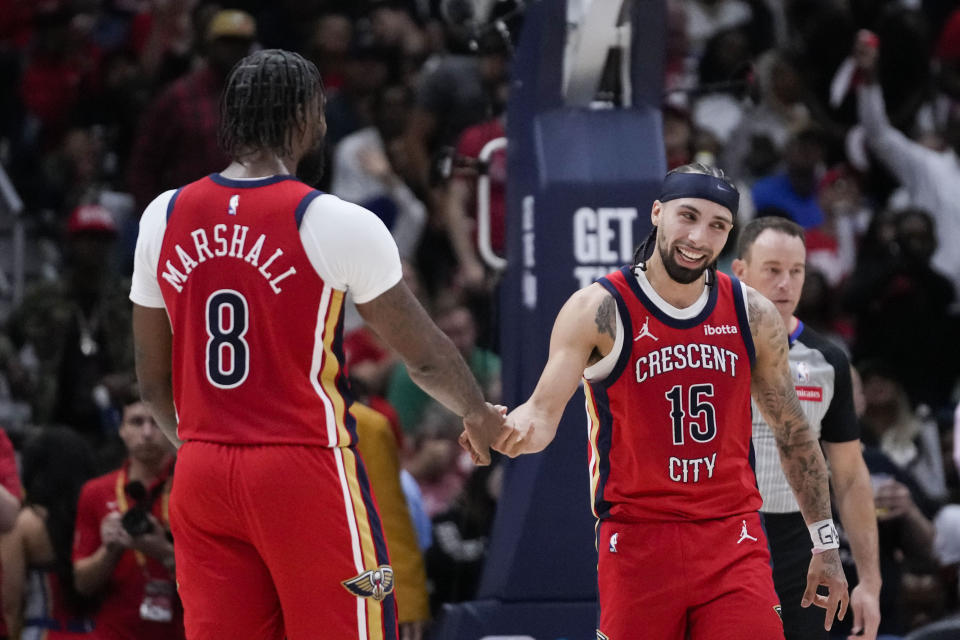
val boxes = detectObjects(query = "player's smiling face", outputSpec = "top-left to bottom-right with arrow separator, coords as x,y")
652,198 -> 733,284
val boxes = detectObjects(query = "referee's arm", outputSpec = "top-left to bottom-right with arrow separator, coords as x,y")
822,362 -> 880,639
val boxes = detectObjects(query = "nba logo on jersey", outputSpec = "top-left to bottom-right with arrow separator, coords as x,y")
609,532 -> 619,553
796,361 -> 810,383
228,194 -> 239,216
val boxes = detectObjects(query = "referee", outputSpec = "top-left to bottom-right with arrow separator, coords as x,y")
732,216 -> 881,640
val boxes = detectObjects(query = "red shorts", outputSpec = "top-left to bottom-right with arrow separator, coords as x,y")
597,512 -> 784,640
170,441 -> 398,640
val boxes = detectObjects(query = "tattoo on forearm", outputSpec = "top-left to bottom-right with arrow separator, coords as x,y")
594,295 -> 616,339
750,290 -> 832,521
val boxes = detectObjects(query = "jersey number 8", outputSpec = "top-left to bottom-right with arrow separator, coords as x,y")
206,290 -> 250,389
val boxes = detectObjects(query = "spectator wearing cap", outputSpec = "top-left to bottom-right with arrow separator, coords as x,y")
126,9 -> 256,212
5,204 -> 133,452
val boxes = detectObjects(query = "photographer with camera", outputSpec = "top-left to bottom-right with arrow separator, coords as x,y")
72,386 -> 182,640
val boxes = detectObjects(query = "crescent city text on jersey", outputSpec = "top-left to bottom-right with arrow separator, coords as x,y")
635,343 -> 739,383
160,224 -> 296,294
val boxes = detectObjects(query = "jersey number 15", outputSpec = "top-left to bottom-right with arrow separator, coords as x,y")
665,384 -> 717,445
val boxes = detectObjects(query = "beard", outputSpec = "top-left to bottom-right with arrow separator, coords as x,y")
296,138 -> 327,187
658,239 -> 711,284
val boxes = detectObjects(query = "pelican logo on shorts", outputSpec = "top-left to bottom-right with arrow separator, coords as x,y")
774,604 -> 782,620
597,631 -> 610,640
342,565 -> 395,601
228,194 -> 239,216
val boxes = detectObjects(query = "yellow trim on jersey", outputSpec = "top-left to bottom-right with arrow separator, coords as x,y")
584,382 -> 602,519
318,289 -> 353,447
341,446 -> 385,639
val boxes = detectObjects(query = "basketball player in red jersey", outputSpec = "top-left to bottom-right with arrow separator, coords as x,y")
129,49 -> 504,640
494,163 -> 849,640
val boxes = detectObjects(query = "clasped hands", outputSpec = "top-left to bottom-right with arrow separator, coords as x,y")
459,402 -> 538,465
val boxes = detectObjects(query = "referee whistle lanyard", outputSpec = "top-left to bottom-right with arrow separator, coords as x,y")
114,459 -> 173,570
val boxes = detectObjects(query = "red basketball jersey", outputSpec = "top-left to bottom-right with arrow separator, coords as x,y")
586,267 -> 762,522
157,174 -> 356,447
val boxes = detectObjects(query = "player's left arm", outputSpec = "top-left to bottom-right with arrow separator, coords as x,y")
746,286 -> 848,627
133,304 -> 181,448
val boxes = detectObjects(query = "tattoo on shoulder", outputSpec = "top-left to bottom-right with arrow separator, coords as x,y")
594,295 -> 616,339
747,289 -> 765,335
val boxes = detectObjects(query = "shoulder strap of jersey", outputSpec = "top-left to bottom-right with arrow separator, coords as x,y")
727,272 -> 756,368
592,271 -> 634,388
166,187 -> 184,223
295,190 -> 325,229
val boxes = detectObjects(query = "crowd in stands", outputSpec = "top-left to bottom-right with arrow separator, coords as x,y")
0,0 -> 957,638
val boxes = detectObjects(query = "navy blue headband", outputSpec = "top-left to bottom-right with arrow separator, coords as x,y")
659,172 -> 739,216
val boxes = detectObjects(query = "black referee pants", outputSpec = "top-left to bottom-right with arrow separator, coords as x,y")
763,511 -> 829,640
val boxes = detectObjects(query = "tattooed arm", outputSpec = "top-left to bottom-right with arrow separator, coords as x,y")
494,284 -> 616,456
747,286 -> 849,629
748,287 -> 831,521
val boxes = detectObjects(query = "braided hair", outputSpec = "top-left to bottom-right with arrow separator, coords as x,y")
631,161 -> 731,286
219,49 -> 324,162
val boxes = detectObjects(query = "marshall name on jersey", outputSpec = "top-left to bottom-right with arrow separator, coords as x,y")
159,223 -> 297,294
586,267 -> 762,522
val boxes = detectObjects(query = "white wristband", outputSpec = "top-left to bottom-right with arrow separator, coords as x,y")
808,519 -> 839,553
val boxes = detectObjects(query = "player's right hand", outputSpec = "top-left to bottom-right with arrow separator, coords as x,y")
493,402 -> 558,457
461,402 -> 506,465
802,549 -> 849,631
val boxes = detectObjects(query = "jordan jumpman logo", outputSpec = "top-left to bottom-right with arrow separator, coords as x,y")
634,316 -> 659,341
737,520 -> 758,544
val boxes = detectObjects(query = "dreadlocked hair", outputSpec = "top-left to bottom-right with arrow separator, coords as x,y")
631,161 -> 730,285
219,49 -> 324,161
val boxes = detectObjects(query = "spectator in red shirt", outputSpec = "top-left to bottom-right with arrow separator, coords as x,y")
72,386 -> 182,640
126,9 -> 256,212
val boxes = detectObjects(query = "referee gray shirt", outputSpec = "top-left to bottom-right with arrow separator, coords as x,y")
753,321 -> 860,513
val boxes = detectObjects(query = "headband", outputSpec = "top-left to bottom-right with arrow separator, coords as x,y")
659,172 -> 739,216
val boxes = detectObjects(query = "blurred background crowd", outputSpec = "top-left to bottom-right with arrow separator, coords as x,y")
0,0 -> 958,638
